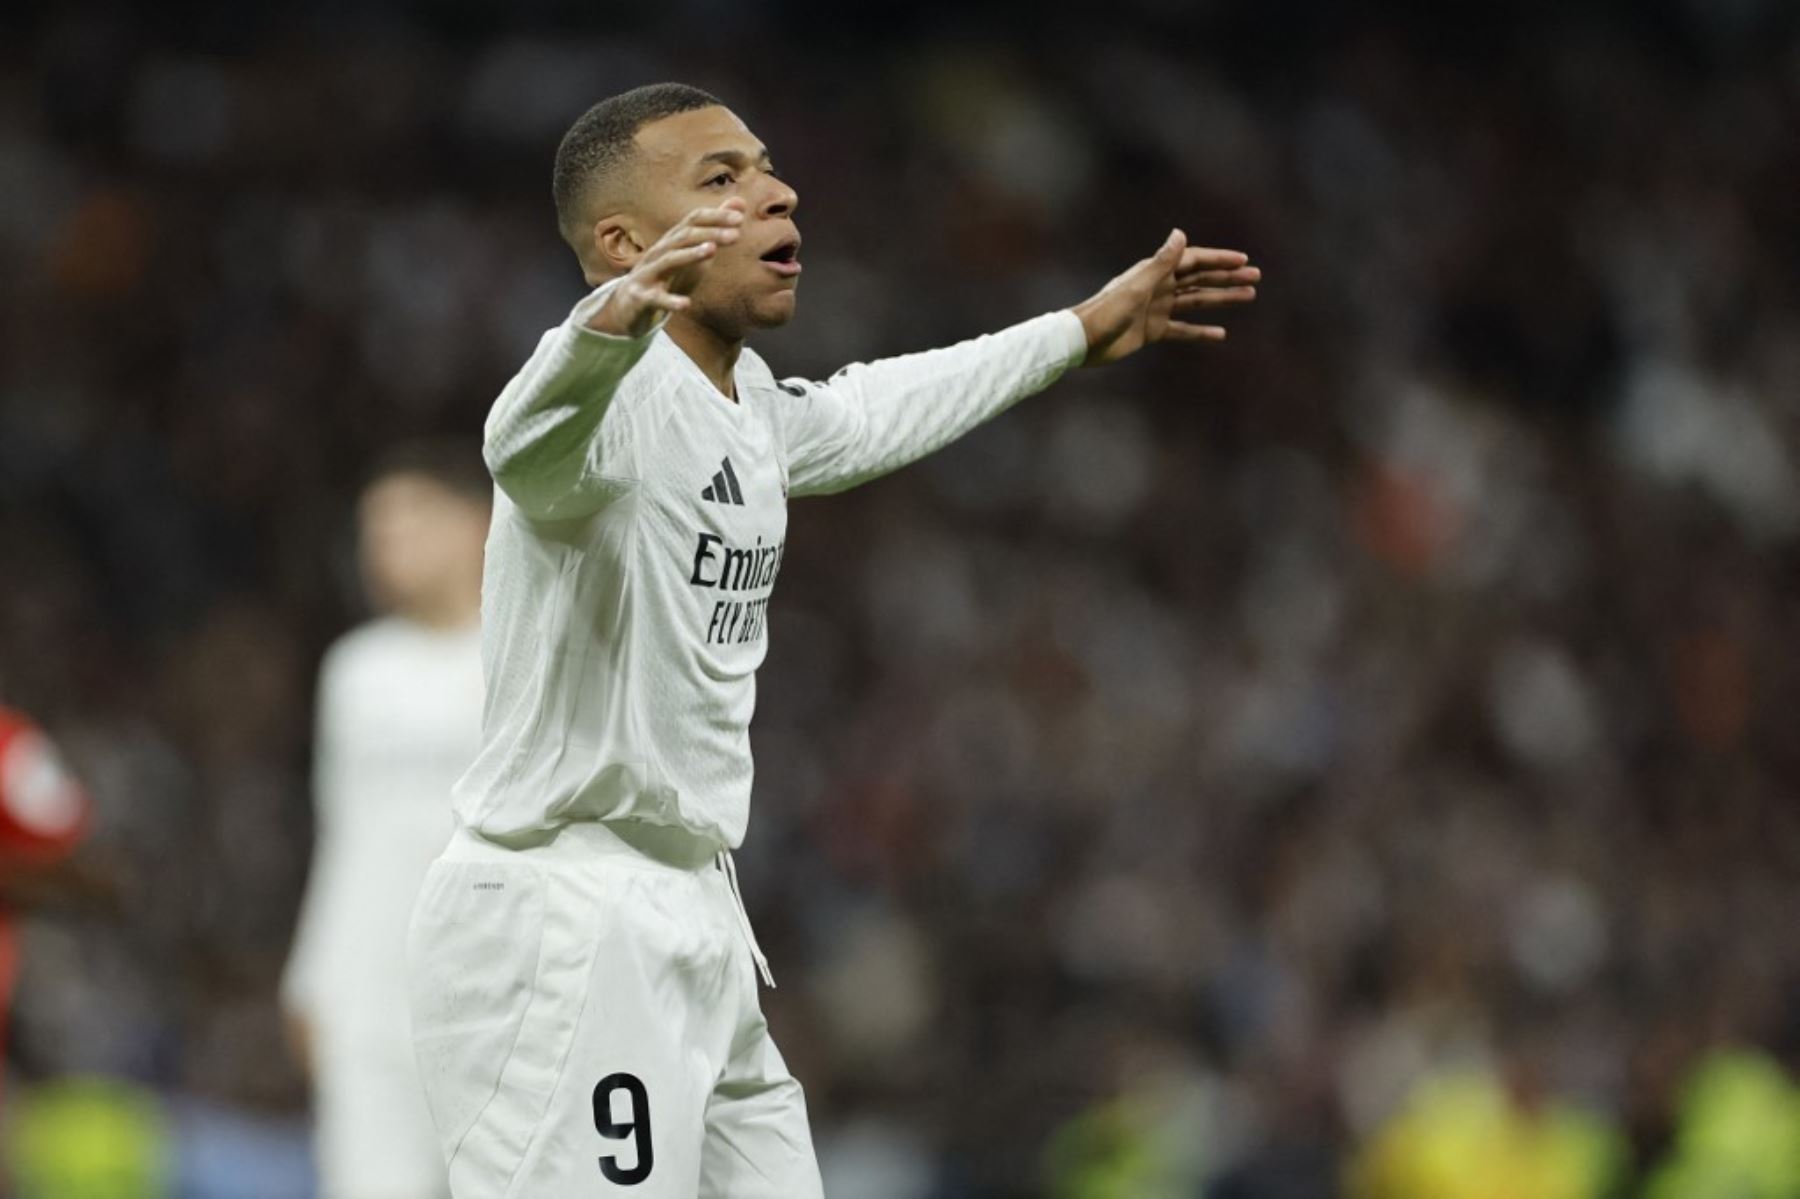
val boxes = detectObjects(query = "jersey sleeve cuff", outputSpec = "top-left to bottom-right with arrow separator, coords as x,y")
1046,307 -> 1090,370
565,279 -> 670,349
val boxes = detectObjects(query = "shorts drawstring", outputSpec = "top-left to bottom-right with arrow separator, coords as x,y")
718,851 -> 775,988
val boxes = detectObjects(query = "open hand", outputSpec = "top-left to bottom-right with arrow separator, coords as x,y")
587,200 -> 748,338
1071,230 -> 1259,366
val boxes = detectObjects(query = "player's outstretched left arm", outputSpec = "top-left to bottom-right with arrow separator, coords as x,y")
768,229 -> 1258,497
1071,229 -> 1259,366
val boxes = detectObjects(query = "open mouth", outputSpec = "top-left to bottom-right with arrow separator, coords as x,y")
759,238 -> 802,277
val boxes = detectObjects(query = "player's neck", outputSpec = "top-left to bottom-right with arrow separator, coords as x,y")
665,313 -> 742,401
400,585 -> 480,633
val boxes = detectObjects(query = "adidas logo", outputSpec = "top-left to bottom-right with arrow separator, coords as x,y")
701,457 -> 745,506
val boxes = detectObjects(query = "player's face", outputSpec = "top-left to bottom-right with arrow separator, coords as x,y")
358,474 -> 488,620
632,106 -> 801,336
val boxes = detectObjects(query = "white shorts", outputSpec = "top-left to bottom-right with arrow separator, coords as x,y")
405,821 -> 822,1199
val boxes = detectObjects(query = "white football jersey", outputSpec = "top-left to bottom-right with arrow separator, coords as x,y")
456,280 -> 1087,849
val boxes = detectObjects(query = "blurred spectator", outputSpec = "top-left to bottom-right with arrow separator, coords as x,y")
4,1075 -> 170,1198
1645,1050 -> 1800,1199
1347,1068 -> 1624,1199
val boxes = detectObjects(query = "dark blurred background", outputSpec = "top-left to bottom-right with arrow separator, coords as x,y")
3,0 -> 1799,1194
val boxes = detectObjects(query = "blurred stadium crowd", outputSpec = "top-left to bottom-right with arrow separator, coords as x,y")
3,0 -> 1799,1194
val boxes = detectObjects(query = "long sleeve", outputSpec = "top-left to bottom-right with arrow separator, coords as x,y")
483,281 -> 665,520
771,309 -> 1089,497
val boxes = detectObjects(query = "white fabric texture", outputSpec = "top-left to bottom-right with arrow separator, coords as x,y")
457,279 -> 1088,849
283,618 -> 483,1198
407,823 -> 822,1199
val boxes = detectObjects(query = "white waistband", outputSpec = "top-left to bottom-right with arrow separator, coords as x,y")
447,818 -> 717,869
444,820 -> 774,988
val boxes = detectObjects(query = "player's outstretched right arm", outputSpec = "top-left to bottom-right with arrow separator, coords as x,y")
484,202 -> 745,520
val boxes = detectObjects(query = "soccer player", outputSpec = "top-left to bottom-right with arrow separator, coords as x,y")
283,444 -> 490,1198
406,83 -> 1258,1196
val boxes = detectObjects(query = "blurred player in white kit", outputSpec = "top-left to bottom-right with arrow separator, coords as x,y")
283,443 -> 490,1198
406,83 -> 1257,1197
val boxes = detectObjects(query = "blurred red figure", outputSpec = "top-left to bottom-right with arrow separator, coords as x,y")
0,708 -> 91,1075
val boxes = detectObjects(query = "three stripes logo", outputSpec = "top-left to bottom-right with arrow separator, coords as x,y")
701,458 -> 745,506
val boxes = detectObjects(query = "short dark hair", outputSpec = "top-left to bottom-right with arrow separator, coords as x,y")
368,438 -> 491,506
553,82 -> 723,243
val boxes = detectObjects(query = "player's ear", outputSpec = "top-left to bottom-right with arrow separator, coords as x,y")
592,215 -> 647,281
